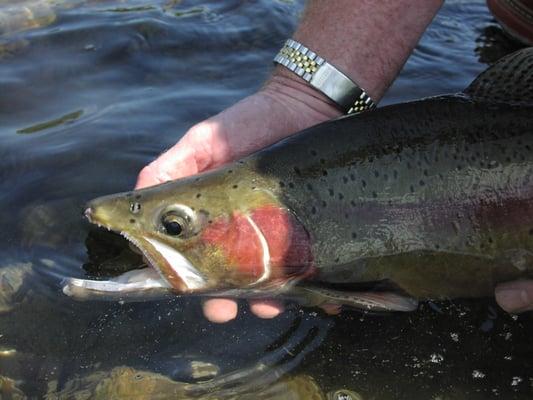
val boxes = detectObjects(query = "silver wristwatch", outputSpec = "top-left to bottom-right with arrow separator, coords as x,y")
274,39 -> 376,114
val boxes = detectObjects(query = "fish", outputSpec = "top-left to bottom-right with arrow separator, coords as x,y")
63,48 -> 533,312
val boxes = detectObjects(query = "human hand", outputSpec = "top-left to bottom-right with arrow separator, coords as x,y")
495,280 -> 533,314
135,70 -> 341,323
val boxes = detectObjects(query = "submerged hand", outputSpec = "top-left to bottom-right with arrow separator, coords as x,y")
135,73 -> 340,323
495,280 -> 533,314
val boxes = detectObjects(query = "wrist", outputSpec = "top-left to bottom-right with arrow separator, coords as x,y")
261,65 -> 343,123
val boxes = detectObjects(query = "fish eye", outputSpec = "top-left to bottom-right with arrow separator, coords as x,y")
161,212 -> 187,236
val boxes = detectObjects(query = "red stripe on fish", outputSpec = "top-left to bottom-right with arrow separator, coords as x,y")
201,213 -> 264,279
201,205 -> 313,283
249,205 -> 312,277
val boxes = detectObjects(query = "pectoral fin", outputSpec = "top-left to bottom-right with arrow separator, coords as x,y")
288,285 -> 419,312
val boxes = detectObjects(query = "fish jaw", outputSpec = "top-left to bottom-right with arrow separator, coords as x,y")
124,233 -> 207,293
84,205 -> 208,293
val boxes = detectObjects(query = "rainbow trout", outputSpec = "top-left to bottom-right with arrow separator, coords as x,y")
63,48 -> 533,312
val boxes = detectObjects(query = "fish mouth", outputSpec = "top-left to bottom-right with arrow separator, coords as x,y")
62,209 -> 207,301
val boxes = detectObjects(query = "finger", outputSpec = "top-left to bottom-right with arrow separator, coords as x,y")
495,280 -> 533,313
202,298 -> 238,323
135,140 -> 198,189
135,122 -> 227,189
249,299 -> 284,319
320,303 -> 342,315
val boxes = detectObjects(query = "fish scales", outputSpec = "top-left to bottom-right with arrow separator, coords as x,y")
249,99 -> 533,298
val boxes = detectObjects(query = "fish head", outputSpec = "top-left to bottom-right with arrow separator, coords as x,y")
85,167 -> 313,294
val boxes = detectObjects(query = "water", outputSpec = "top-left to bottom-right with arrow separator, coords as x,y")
0,0 -> 532,398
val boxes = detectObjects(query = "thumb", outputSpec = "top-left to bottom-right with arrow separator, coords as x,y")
134,123 -> 217,189
495,280 -> 533,313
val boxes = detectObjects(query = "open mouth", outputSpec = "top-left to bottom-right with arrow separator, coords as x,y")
62,211 -> 206,301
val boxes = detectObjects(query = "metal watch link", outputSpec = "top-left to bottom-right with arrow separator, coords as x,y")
274,39 -> 376,114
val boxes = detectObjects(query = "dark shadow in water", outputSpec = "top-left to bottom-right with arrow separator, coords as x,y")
475,22 -> 527,64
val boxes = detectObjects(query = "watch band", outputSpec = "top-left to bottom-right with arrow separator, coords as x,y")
274,39 -> 376,114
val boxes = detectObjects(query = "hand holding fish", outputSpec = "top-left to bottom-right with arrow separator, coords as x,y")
132,1 -> 533,321
62,2 -> 533,322
64,47 -> 533,322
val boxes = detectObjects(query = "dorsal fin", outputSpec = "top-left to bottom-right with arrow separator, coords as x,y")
463,47 -> 533,104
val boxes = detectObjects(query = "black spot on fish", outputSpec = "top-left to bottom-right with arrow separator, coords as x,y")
361,179 -> 367,188
344,212 -> 349,219
293,167 -> 301,176
419,180 -> 425,186
135,194 -> 142,200
410,185 -> 415,193
310,150 -> 317,156
279,181 -> 285,188
322,170 -> 328,176
288,182 -> 295,189
208,220 -> 213,224
320,158 -> 326,165
311,206 -> 317,215
196,193 -> 202,198
233,185 -> 238,189
306,183 -> 313,191
338,193 -> 344,200
129,219 -> 135,224
351,232 -> 357,239
383,173 -> 388,181
343,176 -> 348,184
227,169 -> 233,174
328,189 -> 334,197
350,174 -> 356,181
251,186 -> 256,190
350,200 -> 356,207
393,170 -> 398,179
321,200 -> 327,208
374,171 -> 379,178
423,169 -> 428,177
372,191 -> 377,198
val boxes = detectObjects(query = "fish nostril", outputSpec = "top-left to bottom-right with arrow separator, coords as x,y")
84,207 -> 93,221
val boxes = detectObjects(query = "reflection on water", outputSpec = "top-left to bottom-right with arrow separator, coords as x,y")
0,0 -> 532,398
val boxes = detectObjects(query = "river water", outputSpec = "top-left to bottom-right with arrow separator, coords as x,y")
0,1 -> 531,399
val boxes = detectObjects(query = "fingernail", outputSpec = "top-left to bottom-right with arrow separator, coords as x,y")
496,287 -> 531,313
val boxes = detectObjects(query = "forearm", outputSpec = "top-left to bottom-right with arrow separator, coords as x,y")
270,0 -> 444,104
